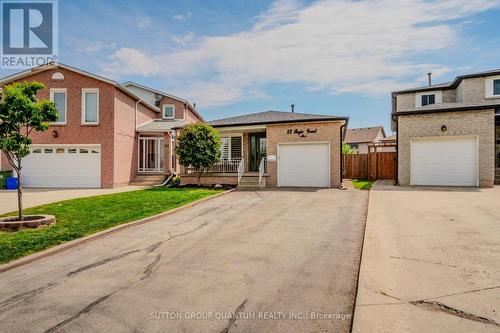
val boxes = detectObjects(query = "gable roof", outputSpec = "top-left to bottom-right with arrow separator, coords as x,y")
122,81 -> 203,121
136,119 -> 188,133
208,111 -> 348,127
344,126 -> 385,144
0,62 -> 159,112
392,68 -> 500,94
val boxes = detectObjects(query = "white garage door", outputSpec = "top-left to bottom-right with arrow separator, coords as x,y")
278,143 -> 330,187
22,145 -> 101,188
411,137 -> 477,186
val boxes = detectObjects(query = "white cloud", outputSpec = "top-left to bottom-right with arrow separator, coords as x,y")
172,31 -> 195,45
102,0 -> 500,107
173,11 -> 192,21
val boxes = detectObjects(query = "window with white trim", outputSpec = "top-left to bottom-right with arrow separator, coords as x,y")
50,88 -> 66,124
163,104 -> 175,119
82,89 -> 99,124
494,79 -> 500,96
220,136 -> 243,160
415,91 -> 442,107
421,94 -> 435,106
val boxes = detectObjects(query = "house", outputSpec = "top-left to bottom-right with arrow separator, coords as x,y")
180,110 -> 349,188
344,126 -> 387,153
0,63 -> 202,188
392,69 -> 500,187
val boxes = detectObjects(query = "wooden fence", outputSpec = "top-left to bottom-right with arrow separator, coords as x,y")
343,152 -> 396,180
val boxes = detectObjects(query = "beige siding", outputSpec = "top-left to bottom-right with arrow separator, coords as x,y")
398,110 -> 495,188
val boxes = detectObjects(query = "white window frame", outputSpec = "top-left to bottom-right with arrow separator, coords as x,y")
485,75 -> 500,98
50,88 -> 67,125
415,91 -> 442,107
162,104 -> 175,119
220,134 -> 243,160
81,88 -> 99,125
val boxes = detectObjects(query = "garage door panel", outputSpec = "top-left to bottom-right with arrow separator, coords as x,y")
278,143 -> 330,187
411,137 -> 477,186
22,146 -> 101,188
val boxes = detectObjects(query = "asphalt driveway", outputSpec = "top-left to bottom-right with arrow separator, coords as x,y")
0,188 -> 368,333
353,181 -> 500,332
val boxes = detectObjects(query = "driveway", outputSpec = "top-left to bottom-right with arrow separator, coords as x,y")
0,188 -> 368,333
353,181 -> 500,332
0,186 -> 146,214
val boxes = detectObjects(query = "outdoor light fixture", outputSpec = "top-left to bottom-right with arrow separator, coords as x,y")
441,125 -> 447,132
52,129 -> 58,138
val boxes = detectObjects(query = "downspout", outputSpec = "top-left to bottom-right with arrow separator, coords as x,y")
135,99 -> 141,130
395,115 -> 399,186
339,119 -> 348,189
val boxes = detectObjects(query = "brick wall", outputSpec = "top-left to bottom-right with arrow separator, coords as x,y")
397,109 -> 495,187
266,121 -> 344,188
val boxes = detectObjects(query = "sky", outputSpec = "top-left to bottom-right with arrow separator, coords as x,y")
2,0 -> 500,132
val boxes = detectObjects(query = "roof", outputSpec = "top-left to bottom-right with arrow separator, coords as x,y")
0,62 -> 160,113
344,126 -> 385,144
392,68 -> 500,94
122,81 -> 204,121
393,100 -> 500,116
136,119 -> 188,133
208,111 -> 348,127
380,134 -> 396,141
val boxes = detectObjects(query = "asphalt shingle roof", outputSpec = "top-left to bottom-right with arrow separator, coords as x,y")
344,126 -> 385,144
136,119 -> 187,133
208,111 -> 347,127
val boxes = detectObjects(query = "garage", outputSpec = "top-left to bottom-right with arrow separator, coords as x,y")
278,142 -> 330,187
22,145 -> 101,188
410,137 -> 478,186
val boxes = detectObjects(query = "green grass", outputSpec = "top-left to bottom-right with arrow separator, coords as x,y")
0,187 -> 222,264
351,179 -> 374,190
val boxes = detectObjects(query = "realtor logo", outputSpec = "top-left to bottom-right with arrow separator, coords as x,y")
1,0 -> 58,69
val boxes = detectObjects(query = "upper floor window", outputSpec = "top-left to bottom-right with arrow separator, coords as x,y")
163,104 -> 175,119
82,88 -> 99,124
50,88 -> 66,124
421,94 -> 435,106
494,79 -> 500,96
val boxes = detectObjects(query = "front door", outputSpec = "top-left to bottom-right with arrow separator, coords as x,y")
249,133 -> 266,171
139,136 -> 164,172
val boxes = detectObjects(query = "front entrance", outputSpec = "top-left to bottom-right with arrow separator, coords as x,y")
139,136 -> 164,173
249,133 -> 266,171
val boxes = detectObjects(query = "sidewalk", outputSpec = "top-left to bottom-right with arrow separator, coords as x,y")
352,180 -> 500,332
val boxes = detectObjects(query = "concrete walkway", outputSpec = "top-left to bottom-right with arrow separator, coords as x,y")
353,180 -> 500,332
0,186 -> 147,214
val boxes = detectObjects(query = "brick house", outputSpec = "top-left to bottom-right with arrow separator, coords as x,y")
180,110 -> 349,189
392,69 -> 500,187
0,63 -> 202,188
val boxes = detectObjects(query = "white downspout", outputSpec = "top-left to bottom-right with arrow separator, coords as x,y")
135,99 -> 141,130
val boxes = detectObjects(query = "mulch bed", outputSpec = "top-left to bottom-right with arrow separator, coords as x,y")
175,184 -> 236,191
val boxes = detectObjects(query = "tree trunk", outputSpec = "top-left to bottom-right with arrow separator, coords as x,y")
197,170 -> 202,186
17,168 -> 23,221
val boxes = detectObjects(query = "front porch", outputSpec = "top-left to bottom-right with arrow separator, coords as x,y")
180,127 -> 269,188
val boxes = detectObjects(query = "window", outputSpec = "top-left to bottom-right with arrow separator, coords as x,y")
56,148 -> 65,154
33,148 -> 41,153
44,148 -> 53,154
79,148 -> 88,153
421,94 -> 435,106
494,79 -> 500,96
82,89 -> 99,124
163,104 -> 175,119
220,136 -> 243,160
68,148 -> 77,154
349,144 -> 358,150
50,89 -> 66,124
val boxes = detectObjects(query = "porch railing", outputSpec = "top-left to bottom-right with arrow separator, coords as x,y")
237,158 -> 245,185
258,157 -> 267,188
183,158 -> 243,174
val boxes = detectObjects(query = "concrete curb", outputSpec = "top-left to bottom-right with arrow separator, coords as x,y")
0,188 -> 236,274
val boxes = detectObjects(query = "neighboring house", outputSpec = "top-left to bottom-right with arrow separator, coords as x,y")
344,126 -> 386,153
377,134 -> 397,152
0,63 -> 202,188
392,69 -> 500,187
180,110 -> 349,188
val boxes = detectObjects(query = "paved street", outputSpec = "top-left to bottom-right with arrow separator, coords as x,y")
353,181 -> 500,332
0,188 -> 368,333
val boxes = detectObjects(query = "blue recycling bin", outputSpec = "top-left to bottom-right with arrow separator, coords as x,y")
6,177 -> 18,190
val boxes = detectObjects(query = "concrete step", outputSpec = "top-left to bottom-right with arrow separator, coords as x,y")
130,174 -> 167,186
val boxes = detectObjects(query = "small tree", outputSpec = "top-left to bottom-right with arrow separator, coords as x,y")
176,123 -> 221,185
0,82 -> 58,220
342,143 -> 356,155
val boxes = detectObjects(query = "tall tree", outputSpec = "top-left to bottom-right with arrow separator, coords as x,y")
0,82 -> 58,220
176,123 -> 221,185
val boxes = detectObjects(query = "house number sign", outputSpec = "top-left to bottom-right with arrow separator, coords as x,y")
286,128 -> 318,137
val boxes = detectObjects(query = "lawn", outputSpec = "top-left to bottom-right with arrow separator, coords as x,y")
351,179 -> 374,190
0,187 -> 222,264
